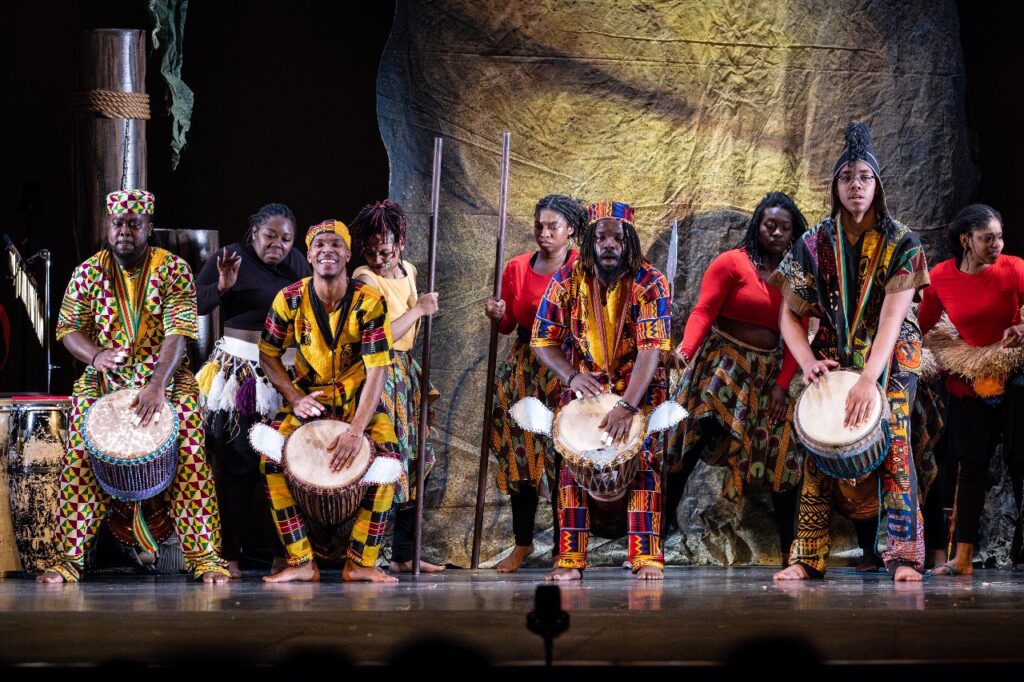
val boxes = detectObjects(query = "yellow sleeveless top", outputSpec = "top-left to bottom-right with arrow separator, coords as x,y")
352,261 -> 419,351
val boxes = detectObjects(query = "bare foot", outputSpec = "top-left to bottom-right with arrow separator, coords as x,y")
545,567 -> 582,581
201,570 -> 230,584
773,563 -> 810,580
893,565 -> 923,582
227,560 -> 242,579
389,559 -> 446,574
270,557 -> 288,575
621,559 -> 632,569
930,543 -> 975,577
35,570 -> 65,584
927,548 -> 947,569
634,565 -> 664,580
343,561 -> 399,583
495,544 -> 533,573
263,561 -> 319,583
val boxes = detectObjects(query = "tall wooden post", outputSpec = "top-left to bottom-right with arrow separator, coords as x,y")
73,29 -> 149,253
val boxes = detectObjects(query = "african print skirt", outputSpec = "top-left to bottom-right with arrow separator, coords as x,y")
382,350 -> 438,506
670,328 -> 802,494
491,338 -> 562,498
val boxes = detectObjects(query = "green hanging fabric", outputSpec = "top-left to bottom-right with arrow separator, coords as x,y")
148,0 -> 193,169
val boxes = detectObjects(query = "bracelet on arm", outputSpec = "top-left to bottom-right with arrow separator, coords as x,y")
615,398 -> 639,414
91,349 -> 103,367
565,371 -> 580,388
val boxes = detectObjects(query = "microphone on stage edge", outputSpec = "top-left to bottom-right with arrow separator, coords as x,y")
527,584 -> 569,665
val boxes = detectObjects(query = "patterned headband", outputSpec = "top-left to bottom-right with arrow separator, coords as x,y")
587,201 -> 634,226
106,189 -> 155,215
306,219 -> 351,249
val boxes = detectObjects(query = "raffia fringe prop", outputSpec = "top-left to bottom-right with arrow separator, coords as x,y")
925,313 -> 1024,397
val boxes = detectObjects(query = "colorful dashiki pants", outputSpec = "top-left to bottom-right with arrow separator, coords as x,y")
49,384 -> 227,582
791,372 -> 925,575
556,444 -> 664,573
491,337 -> 562,499
670,328 -> 801,494
261,410 -> 396,568
381,350 -> 437,506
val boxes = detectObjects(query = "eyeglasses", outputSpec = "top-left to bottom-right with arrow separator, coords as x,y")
837,173 -> 876,186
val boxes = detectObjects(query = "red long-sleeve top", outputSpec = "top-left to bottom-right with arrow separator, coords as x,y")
679,248 -> 798,388
497,250 -> 579,335
919,256 -> 1024,343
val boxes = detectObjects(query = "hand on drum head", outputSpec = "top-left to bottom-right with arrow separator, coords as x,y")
327,429 -> 363,472
568,371 -> 605,399
801,359 -> 840,386
292,391 -> 325,419
844,375 -> 877,428
130,383 -> 166,428
599,405 -> 635,446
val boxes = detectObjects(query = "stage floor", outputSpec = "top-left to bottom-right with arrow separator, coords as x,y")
2,567 -> 1022,669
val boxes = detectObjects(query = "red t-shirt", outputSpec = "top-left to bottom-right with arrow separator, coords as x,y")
498,250 -> 579,335
919,255 -> 1024,345
679,248 -> 797,388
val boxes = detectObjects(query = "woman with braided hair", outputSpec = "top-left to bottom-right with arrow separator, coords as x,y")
484,194 -> 584,572
195,202 -> 311,578
350,199 -> 444,573
668,191 -> 808,563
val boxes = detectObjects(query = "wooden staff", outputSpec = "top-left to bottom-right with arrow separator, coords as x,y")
661,220 -> 679,541
471,133 -> 512,568
413,137 -> 443,575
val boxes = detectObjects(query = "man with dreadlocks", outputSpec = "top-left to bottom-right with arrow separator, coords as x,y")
259,219 -> 402,583
668,191 -> 808,563
771,122 -> 932,582
485,194 -> 584,572
38,189 -> 229,583
194,202 -> 310,578
350,199 -> 444,574
533,201 -> 671,580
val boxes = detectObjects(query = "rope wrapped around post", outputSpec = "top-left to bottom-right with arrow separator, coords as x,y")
72,90 -> 151,120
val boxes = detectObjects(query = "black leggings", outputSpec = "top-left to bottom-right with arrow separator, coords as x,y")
945,387 -> 1024,553
509,485 -> 540,547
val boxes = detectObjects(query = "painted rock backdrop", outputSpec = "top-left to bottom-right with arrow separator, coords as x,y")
375,0 -> 1012,568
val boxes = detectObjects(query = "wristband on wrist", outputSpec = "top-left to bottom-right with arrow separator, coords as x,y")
565,371 -> 580,387
91,350 -> 103,367
616,398 -> 639,414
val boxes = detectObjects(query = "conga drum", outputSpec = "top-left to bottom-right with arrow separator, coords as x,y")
552,393 -> 646,502
283,419 -> 372,525
793,370 -> 890,480
82,388 -> 179,501
6,396 -> 70,573
0,398 -> 21,574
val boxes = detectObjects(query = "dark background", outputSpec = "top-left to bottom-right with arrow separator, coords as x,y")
0,1 -> 1019,393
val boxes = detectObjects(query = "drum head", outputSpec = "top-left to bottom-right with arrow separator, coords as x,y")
555,393 -> 643,461
796,370 -> 882,446
284,420 -> 372,489
85,389 -> 175,460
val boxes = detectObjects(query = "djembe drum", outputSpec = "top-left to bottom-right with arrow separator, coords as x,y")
283,419 -> 372,525
793,369 -> 890,480
552,393 -> 646,502
83,388 -> 179,501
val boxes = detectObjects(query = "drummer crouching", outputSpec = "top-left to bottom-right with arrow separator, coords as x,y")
257,219 -> 400,583
770,122 -> 931,582
38,189 -> 230,584
532,201 -> 672,580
